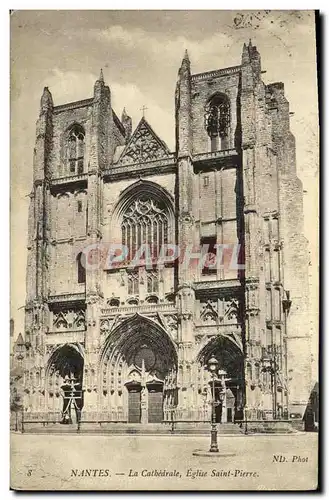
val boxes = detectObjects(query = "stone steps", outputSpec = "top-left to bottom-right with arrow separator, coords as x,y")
22,422 -> 245,435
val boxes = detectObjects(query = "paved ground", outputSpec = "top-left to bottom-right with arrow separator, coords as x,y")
10,432 -> 318,491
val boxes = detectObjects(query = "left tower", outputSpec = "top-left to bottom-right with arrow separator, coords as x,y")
24,73 -> 126,415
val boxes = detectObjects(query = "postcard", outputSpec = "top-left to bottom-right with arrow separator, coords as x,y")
10,10 -> 319,491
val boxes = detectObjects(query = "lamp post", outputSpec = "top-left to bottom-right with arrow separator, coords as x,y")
208,355 -> 219,453
282,290 -> 292,419
262,354 -> 278,420
61,374 -> 82,426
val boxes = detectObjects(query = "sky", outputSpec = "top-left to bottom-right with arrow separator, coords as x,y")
10,10 -> 319,361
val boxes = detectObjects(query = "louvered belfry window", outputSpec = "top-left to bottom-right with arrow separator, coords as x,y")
204,93 -> 230,151
68,124 -> 85,174
122,196 -> 169,262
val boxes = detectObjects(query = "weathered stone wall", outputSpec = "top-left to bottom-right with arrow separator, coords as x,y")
267,82 -> 312,413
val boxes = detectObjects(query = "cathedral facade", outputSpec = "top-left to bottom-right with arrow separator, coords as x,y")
23,41 -> 311,427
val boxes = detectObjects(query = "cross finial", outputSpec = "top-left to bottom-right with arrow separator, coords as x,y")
140,105 -> 148,118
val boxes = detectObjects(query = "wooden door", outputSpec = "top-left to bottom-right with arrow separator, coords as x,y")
128,388 -> 141,423
148,386 -> 163,423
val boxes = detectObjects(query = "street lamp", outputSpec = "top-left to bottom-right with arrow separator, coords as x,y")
60,374 -> 82,428
208,355 -> 219,453
282,290 -> 292,417
261,354 -> 278,420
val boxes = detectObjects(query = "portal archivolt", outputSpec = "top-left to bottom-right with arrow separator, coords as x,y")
45,343 -> 84,420
99,314 -> 178,423
196,335 -> 245,423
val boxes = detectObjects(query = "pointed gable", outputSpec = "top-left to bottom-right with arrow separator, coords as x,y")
118,117 -> 170,165
13,333 -> 25,356
16,333 -> 24,346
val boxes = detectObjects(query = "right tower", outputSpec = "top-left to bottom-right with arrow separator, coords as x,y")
175,40 -> 311,422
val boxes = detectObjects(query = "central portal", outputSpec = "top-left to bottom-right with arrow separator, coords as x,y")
100,314 -> 177,424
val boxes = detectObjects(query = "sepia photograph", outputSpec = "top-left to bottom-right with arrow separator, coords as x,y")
10,9 -> 319,491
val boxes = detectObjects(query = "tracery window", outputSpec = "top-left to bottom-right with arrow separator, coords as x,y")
122,196 -> 169,261
147,270 -> 159,294
68,125 -> 85,174
77,252 -> 86,284
128,271 -> 139,295
205,94 -> 230,152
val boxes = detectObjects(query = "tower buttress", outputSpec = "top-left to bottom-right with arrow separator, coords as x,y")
85,71 -> 112,352
176,50 -> 194,286
241,42 -> 249,66
175,51 -> 195,411
25,86 -> 54,352
176,50 -> 192,158
240,41 -> 265,416
90,70 -> 113,172
121,108 -> 132,143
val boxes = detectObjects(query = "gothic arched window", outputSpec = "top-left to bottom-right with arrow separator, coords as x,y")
68,124 -> 85,175
77,252 -> 86,284
147,270 -> 159,294
246,363 -> 252,381
122,196 -> 169,262
205,94 -> 230,152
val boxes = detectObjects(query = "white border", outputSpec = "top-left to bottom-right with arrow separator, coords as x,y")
3,4 -> 325,498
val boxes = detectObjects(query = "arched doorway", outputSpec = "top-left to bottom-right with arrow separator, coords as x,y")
197,335 -> 244,423
100,314 -> 177,424
46,344 -> 84,423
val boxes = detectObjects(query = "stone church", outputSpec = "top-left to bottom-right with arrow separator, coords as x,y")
23,41 -> 311,428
